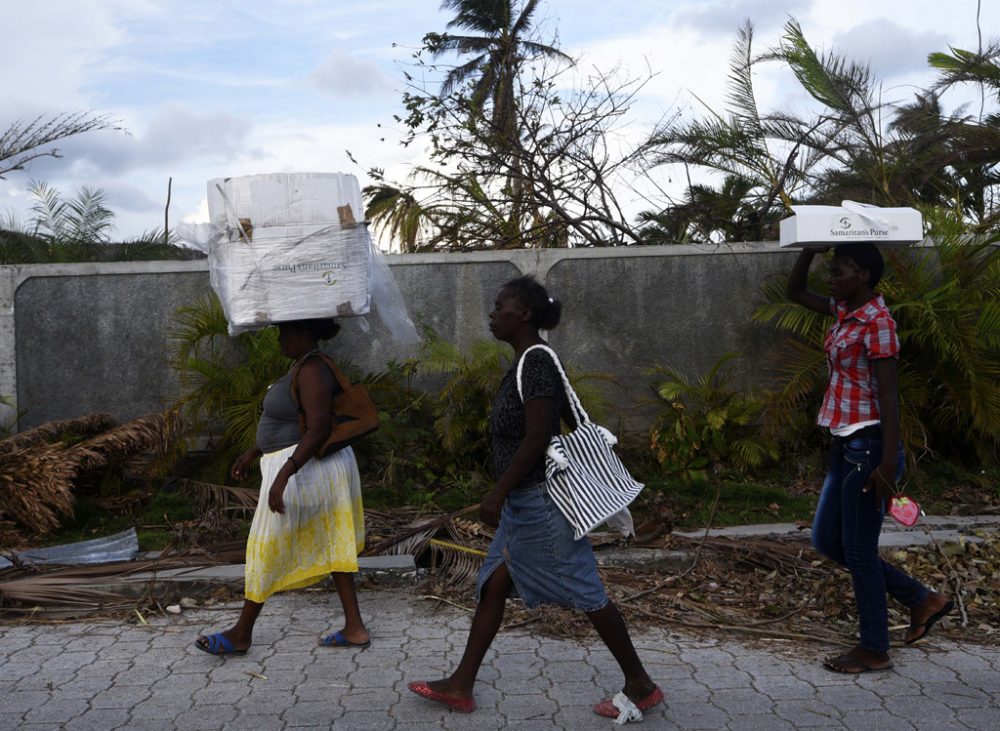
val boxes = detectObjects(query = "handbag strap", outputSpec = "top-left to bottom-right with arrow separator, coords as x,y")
515,344 -> 591,426
289,351 -> 350,407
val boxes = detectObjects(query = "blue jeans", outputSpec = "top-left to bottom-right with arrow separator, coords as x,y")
811,432 -> 928,653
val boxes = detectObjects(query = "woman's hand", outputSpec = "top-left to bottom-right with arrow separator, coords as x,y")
268,472 -> 289,514
863,459 -> 897,509
479,488 -> 505,527
231,448 -> 260,482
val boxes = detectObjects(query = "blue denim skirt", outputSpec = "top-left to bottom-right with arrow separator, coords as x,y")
476,481 -> 609,612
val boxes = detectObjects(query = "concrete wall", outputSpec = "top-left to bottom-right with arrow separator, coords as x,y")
1,244 -> 797,431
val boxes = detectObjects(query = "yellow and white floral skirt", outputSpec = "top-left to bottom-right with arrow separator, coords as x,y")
244,444 -> 365,603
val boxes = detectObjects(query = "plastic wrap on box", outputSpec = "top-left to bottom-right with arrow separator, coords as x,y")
208,172 -> 364,228
206,173 -> 373,335
210,223 -> 374,335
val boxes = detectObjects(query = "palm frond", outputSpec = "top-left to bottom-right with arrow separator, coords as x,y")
70,410 -> 182,473
929,42 -> 1000,96
0,413 -> 115,456
0,444 -> 78,535
777,20 -> 875,118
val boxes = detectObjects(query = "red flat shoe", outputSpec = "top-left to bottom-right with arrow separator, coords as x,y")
593,686 -> 664,718
407,681 -> 476,713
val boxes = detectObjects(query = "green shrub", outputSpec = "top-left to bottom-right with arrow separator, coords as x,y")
647,353 -> 779,482
168,293 -> 289,481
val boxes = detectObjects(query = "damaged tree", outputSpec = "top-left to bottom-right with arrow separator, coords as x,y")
366,34 -> 668,249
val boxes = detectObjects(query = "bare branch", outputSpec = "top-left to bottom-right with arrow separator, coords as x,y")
0,112 -> 123,179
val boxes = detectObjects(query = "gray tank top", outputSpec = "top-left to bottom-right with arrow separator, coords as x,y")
255,372 -> 300,454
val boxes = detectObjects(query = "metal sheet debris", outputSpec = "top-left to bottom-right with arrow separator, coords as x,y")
0,527 -> 139,568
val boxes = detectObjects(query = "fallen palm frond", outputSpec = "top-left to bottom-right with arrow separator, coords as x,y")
0,413 -> 115,455
183,479 -> 259,514
70,409 -> 182,472
0,410 -> 183,541
426,515 -> 494,589
0,545 -> 248,618
0,576 -> 141,612
0,444 -> 79,536
429,539 -> 487,590
362,504 -> 479,557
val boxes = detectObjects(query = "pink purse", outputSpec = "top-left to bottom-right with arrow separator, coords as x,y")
888,495 -> 921,526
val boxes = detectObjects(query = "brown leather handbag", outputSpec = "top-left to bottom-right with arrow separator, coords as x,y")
290,352 -> 379,457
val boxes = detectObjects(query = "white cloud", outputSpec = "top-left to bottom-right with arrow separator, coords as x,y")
33,106 -> 256,178
675,0 -> 810,35
831,19 -> 948,79
102,182 -> 162,214
181,197 -> 210,225
0,1 -> 155,114
310,50 -> 396,96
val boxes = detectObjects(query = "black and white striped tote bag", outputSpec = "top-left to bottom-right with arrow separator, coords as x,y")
516,345 -> 643,540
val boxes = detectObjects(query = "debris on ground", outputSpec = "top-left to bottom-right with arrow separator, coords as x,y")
415,516 -> 1000,648
0,410 -> 182,540
1,499 -> 996,651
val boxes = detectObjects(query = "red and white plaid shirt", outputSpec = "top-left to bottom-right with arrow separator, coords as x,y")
816,294 -> 900,430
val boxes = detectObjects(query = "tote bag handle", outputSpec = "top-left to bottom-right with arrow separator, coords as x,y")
515,344 -> 591,427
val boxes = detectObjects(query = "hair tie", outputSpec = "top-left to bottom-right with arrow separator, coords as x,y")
548,297 -> 554,304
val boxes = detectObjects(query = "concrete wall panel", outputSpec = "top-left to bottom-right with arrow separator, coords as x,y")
4,245 -> 797,432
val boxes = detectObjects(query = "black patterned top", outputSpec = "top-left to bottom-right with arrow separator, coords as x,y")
489,348 -> 565,487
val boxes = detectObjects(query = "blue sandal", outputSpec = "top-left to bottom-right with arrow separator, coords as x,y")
319,630 -> 370,649
195,632 -> 248,656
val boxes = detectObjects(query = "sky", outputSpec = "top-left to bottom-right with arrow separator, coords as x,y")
1,0 -> 995,245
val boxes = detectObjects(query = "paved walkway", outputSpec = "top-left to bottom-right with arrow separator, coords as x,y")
1,588 -> 997,730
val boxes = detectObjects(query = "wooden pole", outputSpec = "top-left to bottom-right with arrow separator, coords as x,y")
164,177 -> 172,245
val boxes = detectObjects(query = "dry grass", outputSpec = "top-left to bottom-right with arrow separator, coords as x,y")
3,498 -> 995,654
418,525 -> 1000,648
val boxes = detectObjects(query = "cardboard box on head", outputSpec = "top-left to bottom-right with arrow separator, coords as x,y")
780,201 -> 923,249
207,173 -> 373,335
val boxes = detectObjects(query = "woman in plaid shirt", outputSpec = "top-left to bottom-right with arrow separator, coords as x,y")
787,243 -> 953,674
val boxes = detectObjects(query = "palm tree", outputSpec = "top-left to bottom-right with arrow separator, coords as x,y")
644,22 -> 815,242
637,174 -> 772,244
363,184 -> 432,253
29,181 -> 114,243
649,20 -> 1000,239
928,41 -> 1000,231
929,41 -> 1000,101
427,0 -> 571,140
424,1 -> 573,238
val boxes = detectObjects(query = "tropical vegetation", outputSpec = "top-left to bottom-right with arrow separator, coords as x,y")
648,353 -> 779,482
168,295 -> 616,508
0,181 -> 197,264
639,20 -> 1000,242
362,0 -> 659,250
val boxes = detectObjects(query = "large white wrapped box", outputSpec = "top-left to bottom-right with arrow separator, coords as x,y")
780,202 -> 923,248
207,173 -> 372,334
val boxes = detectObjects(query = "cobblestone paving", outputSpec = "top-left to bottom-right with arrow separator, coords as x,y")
1,589 -> 997,730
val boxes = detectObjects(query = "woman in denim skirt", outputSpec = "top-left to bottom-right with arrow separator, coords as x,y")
787,243 -> 953,673
408,276 -> 662,722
